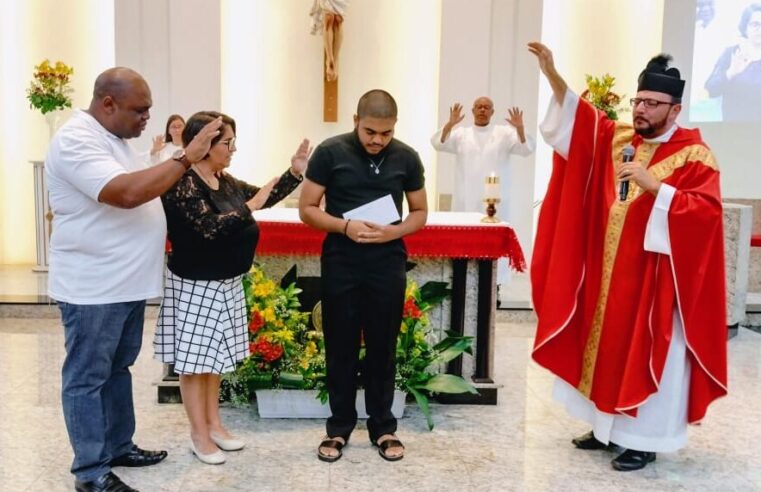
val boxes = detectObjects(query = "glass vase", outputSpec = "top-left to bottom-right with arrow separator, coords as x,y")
44,110 -> 61,141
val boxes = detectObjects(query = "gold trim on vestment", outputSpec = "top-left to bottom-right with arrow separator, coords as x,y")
575,127 -> 719,396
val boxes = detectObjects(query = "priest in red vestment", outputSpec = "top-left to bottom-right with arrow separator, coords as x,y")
527,42 -> 727,471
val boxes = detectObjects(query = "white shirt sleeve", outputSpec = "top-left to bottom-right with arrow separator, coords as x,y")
644,183 -> 676,255
539,90 -> 580,160
430,125 -> 459,153
504,125 -> 537,157
55,132 -> 128,202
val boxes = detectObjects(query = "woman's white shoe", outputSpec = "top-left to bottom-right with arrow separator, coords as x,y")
190,441 -> 226,465
210,432 -> 246,451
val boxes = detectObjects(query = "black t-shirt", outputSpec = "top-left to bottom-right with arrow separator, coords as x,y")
306,131 -> 425,221
162,169 -> 301,280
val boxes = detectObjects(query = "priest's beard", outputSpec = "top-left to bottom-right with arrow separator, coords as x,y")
633,113 -> 669,137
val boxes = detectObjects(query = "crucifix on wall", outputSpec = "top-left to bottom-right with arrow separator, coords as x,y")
310,0 -> 348,122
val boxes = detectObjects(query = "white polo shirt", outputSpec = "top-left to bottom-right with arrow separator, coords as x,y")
46,109 -> 166,304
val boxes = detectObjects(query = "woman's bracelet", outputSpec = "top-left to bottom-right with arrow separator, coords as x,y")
343,219 -> 351,236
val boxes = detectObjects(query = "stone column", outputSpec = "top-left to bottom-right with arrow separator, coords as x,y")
723,203 -> 752,337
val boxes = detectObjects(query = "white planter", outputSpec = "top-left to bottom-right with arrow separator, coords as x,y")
255,389 -> 406,419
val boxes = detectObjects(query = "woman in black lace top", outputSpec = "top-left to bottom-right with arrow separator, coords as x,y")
153,111 -> 310,464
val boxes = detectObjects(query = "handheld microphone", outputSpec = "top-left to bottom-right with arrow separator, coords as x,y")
619,145 -> 635,201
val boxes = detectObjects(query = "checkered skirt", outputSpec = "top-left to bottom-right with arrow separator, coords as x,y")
154,268 -> 248,374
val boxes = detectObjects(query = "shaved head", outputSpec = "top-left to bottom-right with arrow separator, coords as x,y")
356,89 -> 398,120
88,67 -> 152,139
92,67 -> 148,102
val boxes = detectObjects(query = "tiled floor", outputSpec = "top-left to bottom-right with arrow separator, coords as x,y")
1,315 -> 760,491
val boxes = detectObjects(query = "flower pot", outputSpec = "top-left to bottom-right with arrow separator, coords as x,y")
255,389 -> 406,419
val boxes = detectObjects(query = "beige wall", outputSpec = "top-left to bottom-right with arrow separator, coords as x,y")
115,0 -> 221,153
5,0 -> 755,267
435,0 -> 544,259
534,0 -> 665,220
220,0 -> 442,203
0,0 -> 114,264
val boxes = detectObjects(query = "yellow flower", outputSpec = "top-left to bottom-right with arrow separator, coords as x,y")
270,329 -> 294,344
400,322 -> 407,333
414,330 -> 425,343
254,280 -> 276,298
305,341 -> 318,358
262,306 -> 276,323
405,280 -> 418,299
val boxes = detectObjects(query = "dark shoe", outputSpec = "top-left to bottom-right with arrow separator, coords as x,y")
571,431 -> 609,450
109,445 -> 167,468
317,436 -> 347,463
74,472 -> 138,492
371,435 -> 405,462
611,449 -> 656,471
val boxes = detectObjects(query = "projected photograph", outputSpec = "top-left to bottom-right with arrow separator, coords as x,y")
690,0 -> 761,122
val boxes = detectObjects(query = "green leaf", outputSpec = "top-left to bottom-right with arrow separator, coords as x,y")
428,340 -> 473,366
407,386 -> 434,430
278,372 -> 306,389
247,373 -> 274,390
418,281 -> 450,306
416,374 -> 478,395
433,334 -> 473,352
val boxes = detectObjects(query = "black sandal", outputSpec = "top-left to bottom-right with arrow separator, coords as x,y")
372,436 -> 405,462
317,437 -> 346,463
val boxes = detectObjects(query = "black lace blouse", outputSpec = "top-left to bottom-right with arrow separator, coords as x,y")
162,168 -> 302,280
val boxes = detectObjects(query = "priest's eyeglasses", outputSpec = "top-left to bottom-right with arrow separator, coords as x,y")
629,98 -> 676,109
216,137 -> 237,151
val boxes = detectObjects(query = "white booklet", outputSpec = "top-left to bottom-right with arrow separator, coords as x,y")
342,194 -> 401,225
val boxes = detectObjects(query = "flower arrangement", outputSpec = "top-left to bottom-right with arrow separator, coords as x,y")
26,59 -> 74,114
395,279 -> 478,429
220,266 -> 322,404
581,73 -> 628,121
221,265 -> 476,430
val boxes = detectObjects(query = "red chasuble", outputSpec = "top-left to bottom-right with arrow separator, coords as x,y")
531,98 -> 727,424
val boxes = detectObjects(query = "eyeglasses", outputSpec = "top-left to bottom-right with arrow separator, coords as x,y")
630,98 -> 676,109
216,137 -> 236,151
748,21 -> 761,30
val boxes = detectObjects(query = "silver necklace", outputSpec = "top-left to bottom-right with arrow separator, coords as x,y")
368,156 -> 385,175
192,164 -> 218,188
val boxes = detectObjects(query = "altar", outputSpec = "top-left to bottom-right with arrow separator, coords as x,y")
157,209 -> 525,404
249,209 -> 526,404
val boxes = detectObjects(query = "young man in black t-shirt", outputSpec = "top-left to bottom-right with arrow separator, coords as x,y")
299,90 -> 428,462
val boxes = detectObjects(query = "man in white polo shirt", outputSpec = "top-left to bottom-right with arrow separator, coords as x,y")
46,67 -> 221,492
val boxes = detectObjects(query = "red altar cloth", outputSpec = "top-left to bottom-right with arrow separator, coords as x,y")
255,221 -> 526,271
166,211 -> 527,272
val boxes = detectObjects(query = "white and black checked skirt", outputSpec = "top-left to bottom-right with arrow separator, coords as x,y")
154,268 -> 248,374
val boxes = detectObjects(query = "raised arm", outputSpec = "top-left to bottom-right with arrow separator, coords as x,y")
439,103 -> 465,143
528,42 -> 568,104
240,138 -> 310,210
98,117 -> 223,209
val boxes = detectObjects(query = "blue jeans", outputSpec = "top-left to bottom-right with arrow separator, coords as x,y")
59,300 -> 146,481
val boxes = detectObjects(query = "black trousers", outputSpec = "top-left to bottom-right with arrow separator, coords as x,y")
320,234 -> 406,442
